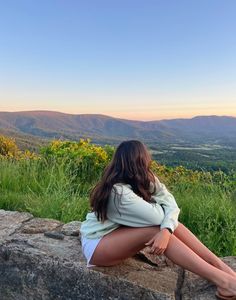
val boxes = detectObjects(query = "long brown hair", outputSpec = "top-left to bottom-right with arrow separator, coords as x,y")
90,140 -> 157,223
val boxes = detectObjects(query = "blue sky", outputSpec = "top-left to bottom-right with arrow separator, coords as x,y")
0,0 -> 235,120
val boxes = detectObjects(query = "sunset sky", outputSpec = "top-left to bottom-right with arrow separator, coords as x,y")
0,0 -> 236,121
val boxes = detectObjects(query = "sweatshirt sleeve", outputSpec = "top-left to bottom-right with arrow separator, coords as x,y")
107,184 -> 165,227
150,176 -> 181,232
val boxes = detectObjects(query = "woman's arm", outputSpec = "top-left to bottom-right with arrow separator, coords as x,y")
107,184 -> 166,227
150,176 -> 181,233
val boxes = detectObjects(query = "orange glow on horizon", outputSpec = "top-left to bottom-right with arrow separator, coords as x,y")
0,107 -> 236,121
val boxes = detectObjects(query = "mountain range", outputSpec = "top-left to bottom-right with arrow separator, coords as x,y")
0,110 -> 236,148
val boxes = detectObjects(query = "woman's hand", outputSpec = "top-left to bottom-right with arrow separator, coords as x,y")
145,228 -> 172,255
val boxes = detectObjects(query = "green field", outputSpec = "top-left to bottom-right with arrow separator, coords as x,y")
150,143 -> 236,173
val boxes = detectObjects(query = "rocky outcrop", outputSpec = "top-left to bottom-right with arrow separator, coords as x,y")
0,209 -> 235,300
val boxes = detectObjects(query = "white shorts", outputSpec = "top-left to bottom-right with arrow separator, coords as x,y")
80,235 -> 103,268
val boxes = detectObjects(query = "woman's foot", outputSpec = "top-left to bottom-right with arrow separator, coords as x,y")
215,289 -> 236,299
216,287 -> 236,299
216,275 -> 236,298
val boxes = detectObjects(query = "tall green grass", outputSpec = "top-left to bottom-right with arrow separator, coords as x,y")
0,158 -> 235,257
173,183 -> 236,256
0,158 -> 92,222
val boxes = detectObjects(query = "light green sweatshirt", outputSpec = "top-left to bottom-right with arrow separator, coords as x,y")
80,176 -> 181,239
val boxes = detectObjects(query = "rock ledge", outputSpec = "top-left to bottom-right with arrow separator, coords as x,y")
0,209 -> 235,300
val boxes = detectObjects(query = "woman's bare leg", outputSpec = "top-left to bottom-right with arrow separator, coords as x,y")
174,222 -> 236,277
90,225 -> 236,295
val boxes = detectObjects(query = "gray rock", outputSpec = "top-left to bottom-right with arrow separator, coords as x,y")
44,231 -> 65,240
0,209 -> 235,300
20,217 -> 63,234
61,221 -> 82,236
182,256 -> 236,300
137,247 -> 176,268
0,209 -> 33,241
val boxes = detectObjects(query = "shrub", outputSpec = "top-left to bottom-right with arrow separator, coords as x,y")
0,135 -> 20,158
40,138 -> 115,184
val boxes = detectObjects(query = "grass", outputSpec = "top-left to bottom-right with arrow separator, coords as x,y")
173,183 -> 236,256
0,158 -> 91,222
0,157 -> 236,257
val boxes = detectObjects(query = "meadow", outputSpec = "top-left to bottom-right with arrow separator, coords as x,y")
0,134 -> 236,257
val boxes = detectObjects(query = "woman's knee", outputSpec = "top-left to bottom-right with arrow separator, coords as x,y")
172,222 -> 182,234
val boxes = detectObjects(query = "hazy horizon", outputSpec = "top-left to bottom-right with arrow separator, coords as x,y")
0,109 -> 236,122
1,1 -> 236,121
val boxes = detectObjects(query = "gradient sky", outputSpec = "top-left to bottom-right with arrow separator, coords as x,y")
0,0 -> 236,121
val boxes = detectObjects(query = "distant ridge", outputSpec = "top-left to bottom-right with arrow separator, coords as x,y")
0,110 -> 236,147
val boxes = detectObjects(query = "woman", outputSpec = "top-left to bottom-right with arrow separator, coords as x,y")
80,140 -> 236,300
